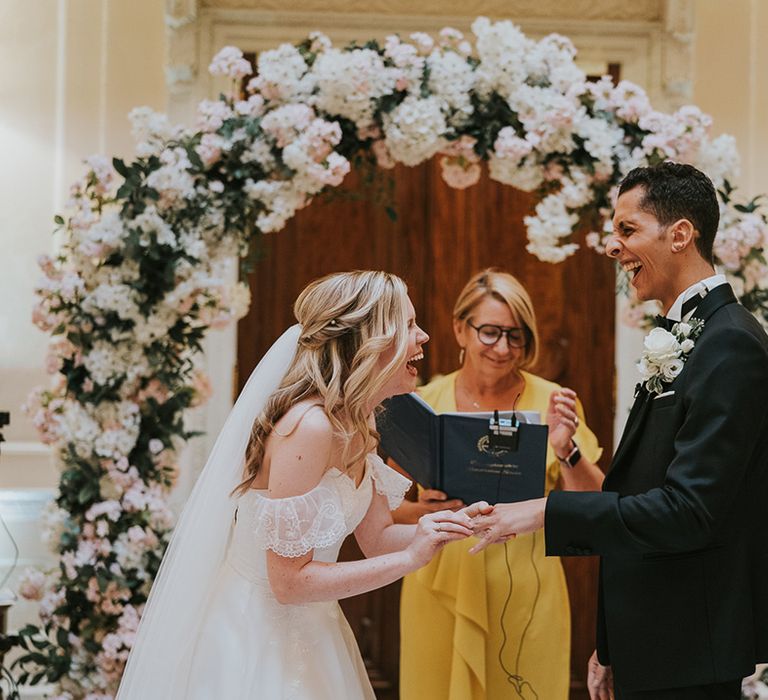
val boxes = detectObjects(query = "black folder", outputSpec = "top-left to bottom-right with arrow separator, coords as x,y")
378,392 -> 548,505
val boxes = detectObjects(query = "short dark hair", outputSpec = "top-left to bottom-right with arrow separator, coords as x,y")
618,162 -> 720,263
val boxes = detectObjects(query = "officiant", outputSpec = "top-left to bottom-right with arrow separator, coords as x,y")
393,268 -> 604,700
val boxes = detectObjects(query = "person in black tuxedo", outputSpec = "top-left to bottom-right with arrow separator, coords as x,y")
467,162 -> 768,699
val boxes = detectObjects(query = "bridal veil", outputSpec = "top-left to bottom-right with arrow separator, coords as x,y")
116,325 -> 301,699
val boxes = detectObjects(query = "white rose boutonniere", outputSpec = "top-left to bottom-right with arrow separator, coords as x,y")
637,318 -> 704,395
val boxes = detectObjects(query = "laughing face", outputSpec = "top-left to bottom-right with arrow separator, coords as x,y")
607,186 -> 679,308
378,296 -> 429,399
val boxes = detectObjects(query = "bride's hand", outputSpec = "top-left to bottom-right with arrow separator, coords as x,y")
406,510 -> 474,569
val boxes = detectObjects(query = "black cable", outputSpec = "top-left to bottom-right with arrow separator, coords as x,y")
493,392 -> 540,699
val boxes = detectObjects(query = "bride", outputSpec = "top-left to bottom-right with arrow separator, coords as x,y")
116,270 -> 476,699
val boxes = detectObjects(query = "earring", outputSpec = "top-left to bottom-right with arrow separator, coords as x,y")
459,347 -> 465,365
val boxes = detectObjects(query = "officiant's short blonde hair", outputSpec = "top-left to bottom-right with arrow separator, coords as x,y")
453,268 -> 539,369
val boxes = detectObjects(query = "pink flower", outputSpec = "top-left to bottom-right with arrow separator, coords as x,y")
440,158 -> 481,189
440,135 -> 479,162
208,46 -> 253,81
371,140 -> 396,169
195,133 -> 224,168
18,568 -> 47,601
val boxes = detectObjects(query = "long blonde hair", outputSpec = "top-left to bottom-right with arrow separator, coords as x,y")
235,270 -> 410,494
453,268 -> 539,369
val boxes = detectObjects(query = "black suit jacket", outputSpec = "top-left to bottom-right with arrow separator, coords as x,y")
545,285 -> 768,691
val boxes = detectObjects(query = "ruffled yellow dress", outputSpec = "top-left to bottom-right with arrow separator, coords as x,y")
399,370 -> 602,700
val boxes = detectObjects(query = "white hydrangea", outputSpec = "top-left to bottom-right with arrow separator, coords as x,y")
696,133 -> 740,189
240,138 -> 276,171
251,43 -> 315,104
383,35 -> 425,94
128,107 -> 183,158
145,147 -> 196,210
81,283 -> 141,322
427,50 -> 476,126
509,84 -> 582,154
208,46 -> 252,81
383,95 -> 447,166
524,33 -> 583,92
524,192 -> 581,262
130,206 -> 177,248
471,16 -> 531,100
75,211 -> 126,259
575,114 -> 624,178
312,48 -> 398,130
56,400 -> 101,459
83,340 -> 149,388
488,153 -> 543,192
244,178 -> 310,233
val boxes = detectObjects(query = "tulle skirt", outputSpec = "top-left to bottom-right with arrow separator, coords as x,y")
181,561 -> 375,699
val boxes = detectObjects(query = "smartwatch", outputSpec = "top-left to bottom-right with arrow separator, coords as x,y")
557,441 -> 581,468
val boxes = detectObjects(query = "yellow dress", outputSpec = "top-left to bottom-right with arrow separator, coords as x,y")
399,370 -> 602,700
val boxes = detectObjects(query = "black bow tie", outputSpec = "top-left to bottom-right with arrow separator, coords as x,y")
655,294 -> 704,331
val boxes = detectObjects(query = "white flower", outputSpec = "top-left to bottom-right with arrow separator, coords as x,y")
249,44 -> 314,104
19,568 -> 47,601
383,95 -> 447,166
643,327 -> 681,359
661,358 -> 684,382
128,107 -> 182,158
312,48 -> 397,130
208,46 -> 252,81
637,320 -> 704,394
426,50 -> 475,125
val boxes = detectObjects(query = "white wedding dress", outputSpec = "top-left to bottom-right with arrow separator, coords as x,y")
177,453 -> 410,700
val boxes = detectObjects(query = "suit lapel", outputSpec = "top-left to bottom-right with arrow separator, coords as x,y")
606,388 -> 652,480
689,283 -> 737,323
604,284 -> 737,486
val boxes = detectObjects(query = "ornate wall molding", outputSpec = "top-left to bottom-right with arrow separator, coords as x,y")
166,1 -> 693,120
199,0 -> 664,23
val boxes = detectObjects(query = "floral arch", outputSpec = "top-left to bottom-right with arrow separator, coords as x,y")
15,17 -> 768,698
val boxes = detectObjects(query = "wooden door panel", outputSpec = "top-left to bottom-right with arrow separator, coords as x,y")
237,158 -> 615,700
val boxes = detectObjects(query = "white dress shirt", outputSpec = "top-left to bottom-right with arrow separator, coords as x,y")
666,273 -> 727,322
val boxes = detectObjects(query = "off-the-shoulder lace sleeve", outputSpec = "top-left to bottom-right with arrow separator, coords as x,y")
368,454 -> 411,510
248,483 -> 347,557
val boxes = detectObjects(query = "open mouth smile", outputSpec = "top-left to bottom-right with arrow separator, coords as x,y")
406,351 -> 423,376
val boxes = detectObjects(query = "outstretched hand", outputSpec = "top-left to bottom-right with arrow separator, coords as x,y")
468,497 -> 547,554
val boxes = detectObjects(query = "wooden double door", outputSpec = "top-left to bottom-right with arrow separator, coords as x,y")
237,159 -> 616,699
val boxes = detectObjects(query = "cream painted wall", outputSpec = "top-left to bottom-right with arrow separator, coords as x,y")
0,0 -> 167,487
0,0 -> 166,659
692,0 -> 768,195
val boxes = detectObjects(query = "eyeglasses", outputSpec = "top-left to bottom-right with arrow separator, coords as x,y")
467,320 -> 529,348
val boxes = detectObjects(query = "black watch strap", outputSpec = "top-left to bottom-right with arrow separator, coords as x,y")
558,441 -> 581,468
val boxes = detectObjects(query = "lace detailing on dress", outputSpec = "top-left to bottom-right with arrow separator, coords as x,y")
247,484 -> 347,558
368,454 -> 411,510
